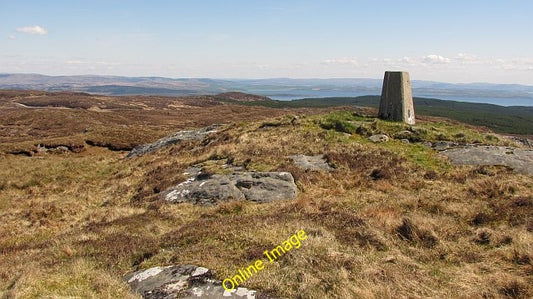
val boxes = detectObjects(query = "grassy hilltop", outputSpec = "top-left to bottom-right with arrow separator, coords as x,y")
0,90 -> 531,298
215,94 -> 533,136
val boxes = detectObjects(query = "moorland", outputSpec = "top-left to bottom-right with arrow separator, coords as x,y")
0,90 -> 531,298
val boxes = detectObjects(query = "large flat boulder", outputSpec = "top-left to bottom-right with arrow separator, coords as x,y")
441,146 -> 533,175
162,172 -> 297,205
125,265 -> 260,298
233,172 -> 297,203
163,175 -> 245,205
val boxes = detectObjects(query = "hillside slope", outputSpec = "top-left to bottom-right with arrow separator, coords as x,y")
0,92 -> 531,298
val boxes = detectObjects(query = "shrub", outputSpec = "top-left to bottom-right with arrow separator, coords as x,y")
318,112 -> 359,134
370,168 -> 390,180
396,218 -> 439,248
423,170 -> 438,180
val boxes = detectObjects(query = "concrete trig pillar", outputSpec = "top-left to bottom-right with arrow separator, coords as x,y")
378,71 -> 415,125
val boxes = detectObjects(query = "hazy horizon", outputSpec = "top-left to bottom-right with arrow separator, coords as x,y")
3,72 -> 533,88
2,72 -> 533,107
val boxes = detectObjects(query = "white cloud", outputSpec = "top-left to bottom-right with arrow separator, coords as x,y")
67,60 -> 87,65
67,60 -> 116,65
423,54 -> 451,64
65,60 -> 119,71
322,57 -> 358,65
8,35 -> 16,40
16,25 -> 48,35
399,56 -> 412,63
456,53 -> 477,61
322,54 -> 533,74
495,58 -> 533,71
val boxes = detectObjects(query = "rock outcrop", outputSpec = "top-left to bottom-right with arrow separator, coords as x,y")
127,125 -> 222,157
441,146 -> 533,175
290,154 -> 333,171
162,172 -> 297,205
125,265 -> 260,298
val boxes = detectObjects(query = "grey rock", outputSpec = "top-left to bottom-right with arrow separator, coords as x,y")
125,265 -> 260,298
234,172 -> 297,203
183,167 -> 202,177
432,141 -> 459,151
400,139 -> 410,144
290,154 -> 333,171
53,146 -> 70,153
35,143 -> 84,154
369,134 -> 390,143
441,146 -> 533,175
420,141 -> 460,151
164,175 -> 245,205
127,124 -> 222,158
162,172 -> 297,205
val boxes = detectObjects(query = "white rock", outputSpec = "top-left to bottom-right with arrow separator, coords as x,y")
369,134 -> 390,143
191,266 -> 209,277
127,267 -> 164,283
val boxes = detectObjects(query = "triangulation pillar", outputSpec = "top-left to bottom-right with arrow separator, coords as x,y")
378,71 -> 415,125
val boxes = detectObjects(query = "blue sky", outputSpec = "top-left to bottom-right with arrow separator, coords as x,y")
1,0 -> 533,84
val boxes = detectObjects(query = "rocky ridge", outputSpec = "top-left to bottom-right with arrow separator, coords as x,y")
127,124 -> 222,157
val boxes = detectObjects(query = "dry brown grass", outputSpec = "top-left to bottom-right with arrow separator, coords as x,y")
0,90 -> 330,153
0,91 -> 531,298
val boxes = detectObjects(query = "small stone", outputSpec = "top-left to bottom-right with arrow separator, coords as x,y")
401,139 -> 410,144
290,154 -> 333,171
382,256 -> 396,263
52,146 -> 70,153
369,134 -> 390,143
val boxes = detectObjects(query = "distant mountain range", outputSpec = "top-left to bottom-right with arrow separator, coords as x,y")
1,73 -> 532,106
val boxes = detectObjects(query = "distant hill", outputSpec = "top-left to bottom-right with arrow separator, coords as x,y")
84,85 -> 202,96
1,73 -> 531,134
1,73 -> 532,106
214,92 -> 273,102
